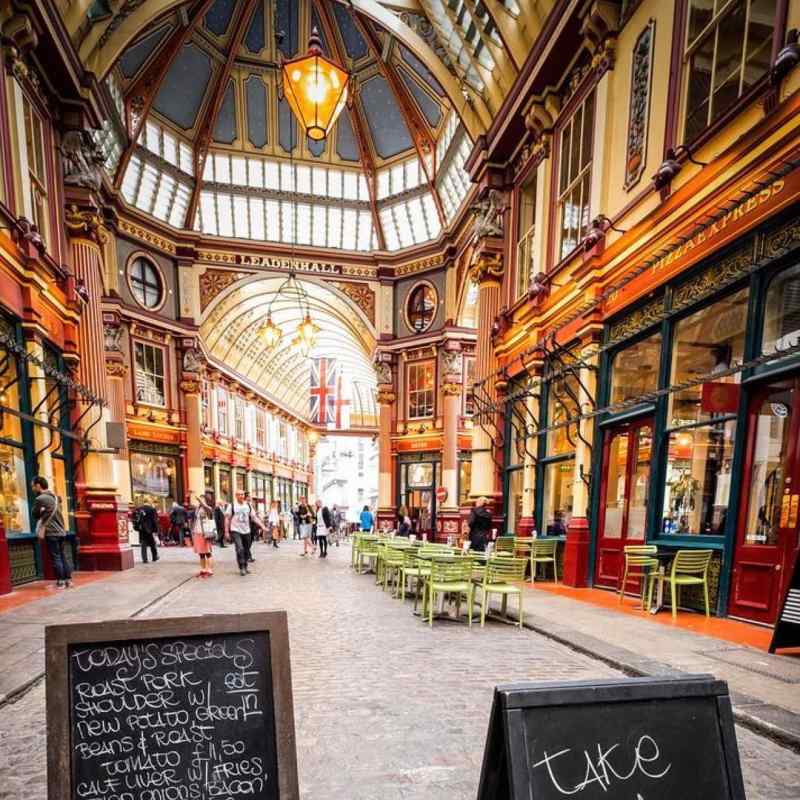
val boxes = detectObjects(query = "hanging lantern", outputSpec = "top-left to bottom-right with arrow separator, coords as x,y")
282,28 -> 349,141
291,335 -> 313,358
296,313 -> 320,350
258,314 -> 282,348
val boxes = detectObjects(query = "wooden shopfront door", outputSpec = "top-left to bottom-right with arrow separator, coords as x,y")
594,419 -> 653,589
730,378 -> 800,624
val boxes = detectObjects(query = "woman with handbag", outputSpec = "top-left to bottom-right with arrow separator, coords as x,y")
192,490 -> 217,578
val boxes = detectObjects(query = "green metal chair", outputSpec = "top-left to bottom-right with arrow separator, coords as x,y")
382,545 -> 407,594
399,548 -> 428,609
422,557 -> 475,627
647,549 -> 714,619
619,545 -> 659,609
476,556 -> 527,628
495,536 -> 516,554
355,537 -> 380,575
530,538 -> 558,583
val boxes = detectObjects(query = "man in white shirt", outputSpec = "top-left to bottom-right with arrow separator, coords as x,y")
225,490 -> 266,576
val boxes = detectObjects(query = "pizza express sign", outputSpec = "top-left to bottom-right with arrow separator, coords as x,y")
235,254 -> 343,274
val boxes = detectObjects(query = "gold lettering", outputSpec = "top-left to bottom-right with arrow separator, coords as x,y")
696,230 -> 706,244
772,178 -> 785,195
759,188 -> 772,205
732,204 -> 745,221
745,196 -> 758,213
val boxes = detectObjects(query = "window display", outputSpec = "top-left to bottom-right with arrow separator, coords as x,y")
130,451 -> 178,512
542,460 -> 574,536
609,332 -> 661,405
0,443 -> 29,535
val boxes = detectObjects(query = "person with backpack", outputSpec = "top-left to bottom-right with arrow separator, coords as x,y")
133,502 -> 159,563
214,497 -> 227,547
225,489 -> 266,576
31,476 -> 72,588
169,499 -> 189,545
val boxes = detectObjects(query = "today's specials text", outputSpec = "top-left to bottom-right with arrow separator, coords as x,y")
68,633 -> 278,800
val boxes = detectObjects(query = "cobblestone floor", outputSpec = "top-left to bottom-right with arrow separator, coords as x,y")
0,540 -> 798,799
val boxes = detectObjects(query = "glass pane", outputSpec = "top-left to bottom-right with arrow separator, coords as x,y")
0,443 -> 29,534
662,419 -> 735,535
628,426 -> 652,540
744,386 -> 792,546
763,264 -> 800,355
543,460 -> 574,535
547,373 -> 579,455
130,451 -> 178,512
506,469 -> 523,534
668,288 -> 748,426
687,0 -> 714,47
459,460 -> 472,505
744,0 -> 774,92
610,333 -> 662,405
408,462 -> 433,486
685,35 -> 714,141
603,434 -> 628,539
710,6 -> 747,125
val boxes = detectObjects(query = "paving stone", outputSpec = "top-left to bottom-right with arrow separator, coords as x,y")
0,543 -> 797,799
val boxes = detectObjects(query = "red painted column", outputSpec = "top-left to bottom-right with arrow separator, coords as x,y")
66,199 -> 133,571
375,357 -> 396,531
438,344 -> 462,543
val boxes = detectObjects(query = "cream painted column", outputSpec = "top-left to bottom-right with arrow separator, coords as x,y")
439,344 -> 462,541
375,355 -> 396,531
518,374 -> 542,536
103,314 -> 132,503
182,377 -> 206,499
469,251 -> 504,501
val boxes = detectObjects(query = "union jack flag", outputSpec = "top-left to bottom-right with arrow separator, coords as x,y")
310,357 -> 338,424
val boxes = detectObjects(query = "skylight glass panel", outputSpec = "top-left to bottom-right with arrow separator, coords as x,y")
328,207 -> 342,248
265,199 -> 280,239
395,204 -> 413,247
199,192 -> 217,235
144,120 -> 159,153
214,154 -> 230,183
280,200 -> 295,242
179,143 -> 194,175
343,172 -> 358,200
391,163 -> 405,194
342,208 -> 358,249
169,183 -> 190,227
296,203 -> 311,244
231,156 -> 247,186
296,165 -> 311,194
380,207 -> 399,251
162,131 -> 177,166
249,197 -> 265,239
377,170 -> 390,200
406,159 -> 420,190
203,156 -> 214,181
280,163 -> 295,192
423,194 -> 442,236
357,210 -> 373,250
312,205 -> 326,246
152,172 -> 175,220
328,169 -> 342,198
312,167 -> 327,196
137,162 -> 159,210
407,196 -> 426,239
217,193 -> 234,236
248,157 -> 263,188
233,195 -> 249,237
264,161 -> 279,189
358,175 -> 369,202
121,156 -> 141,203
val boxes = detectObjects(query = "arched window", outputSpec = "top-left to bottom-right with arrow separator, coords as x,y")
406,282 -> 437,333
129,257 -> 163,309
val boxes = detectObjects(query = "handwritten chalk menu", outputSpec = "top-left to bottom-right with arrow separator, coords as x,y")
477,675 -> 745,800
45,613 -> 299,800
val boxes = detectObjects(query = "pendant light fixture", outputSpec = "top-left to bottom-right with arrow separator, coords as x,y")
281,27 -> 349,141
257,273 -> 320,356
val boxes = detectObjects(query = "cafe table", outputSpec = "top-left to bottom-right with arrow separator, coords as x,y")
648,547 -> 678,615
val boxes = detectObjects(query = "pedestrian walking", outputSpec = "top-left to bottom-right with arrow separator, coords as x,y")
31,476 -> 72,588
225,490 -> 266,576
332,505 -> 344,547
268,502 -> 280,549
467,497 -> 493,552
397,505 -> 412,537
291,503 -> 300,540
169,499 -> 189,545
133,501 -> 159,563
360,504 -> 374,533
315,499 -> 333,558
192,491 -> 216,577
214,497 -> 227,547
297,498 -> 315,556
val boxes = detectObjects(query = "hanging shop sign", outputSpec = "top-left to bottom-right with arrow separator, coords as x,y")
45,612 -> 299,800
769,549 -> 800,653
396,435 -> 443,452
477,675 -> 745,800
127,424 -> 181,443
701,382 -> 741,414
605,166 -> 800,317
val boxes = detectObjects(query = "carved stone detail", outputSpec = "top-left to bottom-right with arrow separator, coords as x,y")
104,323 -> 123,353
182,347 -> 202,373
441,382 -> 462,396
333,281 -> 375,325
65,204 -> 103,242
60,131 -> 105,192
624,21 -> 655,190
441,350 -> 463,378
180,378 -> 202,395
374,361 -> 393,386
470,190 -> 506,241
105,360 -> 127,377
199,270 -> 250,311
376,388 -> 396,406
472,253 -> 504,285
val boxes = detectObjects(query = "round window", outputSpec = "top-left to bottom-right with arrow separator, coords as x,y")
406,283 -> 437,333
129,257 -> 163,309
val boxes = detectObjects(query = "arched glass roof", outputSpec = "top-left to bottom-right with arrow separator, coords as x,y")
111,0 -> 475,253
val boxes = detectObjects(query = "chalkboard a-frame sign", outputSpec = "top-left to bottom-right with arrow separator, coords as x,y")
477,675 -> 745,800
45,612 -> 299,800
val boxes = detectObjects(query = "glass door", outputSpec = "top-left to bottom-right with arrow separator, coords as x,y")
400,461 -> 437,539
594,418 -> 653,589
730,378 -> 800,624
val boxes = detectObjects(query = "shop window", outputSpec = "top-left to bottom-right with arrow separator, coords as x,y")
546,373 -> 580,456
22,94 -> 49,242
130,450 -> 178,511
557,90 -> 594,260
203,462 -> 213,491
463,357 -> 475,416
668,287 -> 748,427
128,257 -> 164,309
506,468 -> 524,534
218,467 -> 231,502
609,332 -> 662,406
516,172 -> 536,298
406,283 -> 437,333
134,341 -> 166,406
217,388 -> 228,435
255,409 -> 266,448
662,420 -> 736,535
42,346 -> 70,522
458,458 -> 472,506
458,279 -> 479,329
762,263 -> 800,355
407,360 -> 435,418
233,396 -> 245,440
542,460 -> 574,535
201,379 -> 210,427
683,0 -> 775,143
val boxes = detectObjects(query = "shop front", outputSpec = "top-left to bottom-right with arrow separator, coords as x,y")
590,209 -> 800,624
397,453 -> 441,539
129,443 -> 181,512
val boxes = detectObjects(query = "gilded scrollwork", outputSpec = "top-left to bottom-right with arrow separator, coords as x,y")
607,296 -> 665,344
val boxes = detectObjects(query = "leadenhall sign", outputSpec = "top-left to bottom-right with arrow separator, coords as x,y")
604,165 -> 800,317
